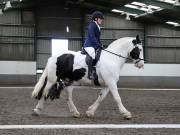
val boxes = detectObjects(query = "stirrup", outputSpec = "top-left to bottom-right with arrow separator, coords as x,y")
88,74 -> 95,80
88,67 -> 97,80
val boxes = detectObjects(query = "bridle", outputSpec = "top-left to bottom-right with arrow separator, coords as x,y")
102,49 -> 133,61
102,46 -> 145,63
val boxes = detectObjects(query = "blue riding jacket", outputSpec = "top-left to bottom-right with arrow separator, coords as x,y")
83,21 -> 102,50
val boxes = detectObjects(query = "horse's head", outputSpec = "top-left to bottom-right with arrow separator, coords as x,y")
129,35 -> 144,69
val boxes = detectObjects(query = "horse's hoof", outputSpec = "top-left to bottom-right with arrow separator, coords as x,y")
32,92 -> 37,98
32,108 -> 41,116
123,112 -> 132,120
73,112 -> 80,118
86,111 -> 94,117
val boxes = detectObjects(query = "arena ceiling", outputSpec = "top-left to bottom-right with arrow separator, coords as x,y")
0,0 -> 180,27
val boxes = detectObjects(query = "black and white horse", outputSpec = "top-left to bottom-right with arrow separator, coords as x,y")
32,35 -> 144,119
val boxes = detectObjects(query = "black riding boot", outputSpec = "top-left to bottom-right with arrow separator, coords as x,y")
88,57 -> 96,80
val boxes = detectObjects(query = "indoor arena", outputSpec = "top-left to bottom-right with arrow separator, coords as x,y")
0,0 -> 180,134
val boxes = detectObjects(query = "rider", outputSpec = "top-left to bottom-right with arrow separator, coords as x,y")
83,11 -> 104,80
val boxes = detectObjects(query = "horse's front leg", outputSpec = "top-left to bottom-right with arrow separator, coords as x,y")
108,80 -> 132,120
66,86 -> 80,118
86,88 -> 109,117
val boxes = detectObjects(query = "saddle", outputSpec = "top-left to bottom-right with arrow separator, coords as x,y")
81,48 -> 102,86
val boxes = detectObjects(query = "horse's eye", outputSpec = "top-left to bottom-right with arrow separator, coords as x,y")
139,49 -> 142,51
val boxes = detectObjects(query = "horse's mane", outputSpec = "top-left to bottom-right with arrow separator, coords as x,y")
107,37 -> 134,49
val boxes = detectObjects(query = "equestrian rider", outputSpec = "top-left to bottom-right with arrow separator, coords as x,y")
83,11 -> 104,80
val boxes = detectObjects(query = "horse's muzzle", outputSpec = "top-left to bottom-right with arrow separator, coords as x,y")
134,59 -> 144,69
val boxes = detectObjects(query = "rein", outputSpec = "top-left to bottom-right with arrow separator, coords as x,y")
102,49 -> 145,62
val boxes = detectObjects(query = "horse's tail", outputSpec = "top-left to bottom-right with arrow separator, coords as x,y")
32,66 -> 48,99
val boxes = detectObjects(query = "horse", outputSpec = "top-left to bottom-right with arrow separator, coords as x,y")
32,35 -> 144,120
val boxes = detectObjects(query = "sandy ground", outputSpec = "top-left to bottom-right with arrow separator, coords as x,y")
0,87 -> 180,134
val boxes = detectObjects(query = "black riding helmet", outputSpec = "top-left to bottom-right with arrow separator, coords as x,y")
91,11 -> 104,20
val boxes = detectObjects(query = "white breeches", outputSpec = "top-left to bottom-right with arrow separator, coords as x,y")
84,47 -> 95,59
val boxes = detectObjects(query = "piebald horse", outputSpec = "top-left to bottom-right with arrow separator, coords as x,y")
32,35 -> 144,119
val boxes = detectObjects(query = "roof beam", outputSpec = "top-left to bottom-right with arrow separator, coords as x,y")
117,6 -> 145,14
67,1 -> 113,11
134,14 -> 167,23
135,0 -> 180,11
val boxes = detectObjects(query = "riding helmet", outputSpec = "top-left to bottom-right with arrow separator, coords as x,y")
91,11 -> 104,20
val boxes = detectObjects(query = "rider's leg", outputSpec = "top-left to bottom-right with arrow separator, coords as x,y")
87,56 -> 95,80
84,47 -> 96,80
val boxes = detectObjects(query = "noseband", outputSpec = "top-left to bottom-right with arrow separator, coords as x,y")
129,46 -> 144,64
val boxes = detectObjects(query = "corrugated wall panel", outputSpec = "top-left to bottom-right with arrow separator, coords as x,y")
0,36 -> 34,44
38,18 -> 81,37
37,39 -> 51,54
101,29 -> 144,39
0,43 -> 34,60
104,14 -> 143,28
0,26 -> 34,36
36,39 -> 51,69
147,48 -> 176,63
0,25 -> 35,60
37,6 -> 81,18
68,39 -> 82,51
37,6 -> 82,38
146,24 -> 180,63
147,37 -> 180,47
101,39 -> 114,47
37,54 -> 51,69
0,9 -> 35,61
175,49 -> 180,63
0,10 -> 21,24
147,25 -> 180,36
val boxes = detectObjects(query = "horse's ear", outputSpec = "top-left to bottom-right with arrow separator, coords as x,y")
136,35 -> 141,44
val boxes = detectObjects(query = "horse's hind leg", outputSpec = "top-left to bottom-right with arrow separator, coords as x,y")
66,86 -> 80,118
32,97 -> 45,116
86,88 -> 109,117
32,81 -> 54,116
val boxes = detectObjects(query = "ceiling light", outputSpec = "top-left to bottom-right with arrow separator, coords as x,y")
4,1 -> 12,10
111,9 -> 124,14
112,9 -> 137,19
66,26 -> 69,32
134,13 -> 148,18
125,13 -> 130,20
125,4 -> 154,13
139,7 -> 149,12
158,0 -> 175,4
131,2 -> 146,7
174,0 -> 180,5
124,4 -> 139,9
129,13 -> 138,17
166,21 -> 180,26
148,5 -> 161,10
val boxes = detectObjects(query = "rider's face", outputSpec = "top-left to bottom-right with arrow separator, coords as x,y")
96,18 -> 103,25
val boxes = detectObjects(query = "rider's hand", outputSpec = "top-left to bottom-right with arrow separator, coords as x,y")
100,45 -> 106,49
